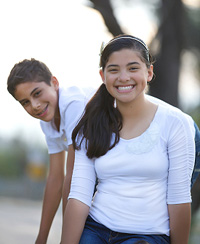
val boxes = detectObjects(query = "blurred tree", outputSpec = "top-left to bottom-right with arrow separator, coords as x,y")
149,0 -> 184,107
89,0 -> 124,36
149,0 -> 200,107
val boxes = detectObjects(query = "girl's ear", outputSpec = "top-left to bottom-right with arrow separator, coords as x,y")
51,76 -> 59,90
99,69 -> 105,83
147,65 -> 154,82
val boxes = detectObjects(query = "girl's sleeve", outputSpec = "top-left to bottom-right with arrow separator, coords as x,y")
68,147 -> 96,207
167,113 -> 195,204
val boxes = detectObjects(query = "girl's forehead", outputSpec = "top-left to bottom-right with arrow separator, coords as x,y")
106,49 -> 142,64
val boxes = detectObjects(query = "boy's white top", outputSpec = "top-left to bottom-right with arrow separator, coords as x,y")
40,86 -> 88,154
69,96 -> 195,236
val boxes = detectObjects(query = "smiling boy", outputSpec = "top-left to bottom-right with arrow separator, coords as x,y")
7,58 -> 88,244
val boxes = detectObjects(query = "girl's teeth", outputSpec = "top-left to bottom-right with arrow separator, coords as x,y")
118,86 -> 133,91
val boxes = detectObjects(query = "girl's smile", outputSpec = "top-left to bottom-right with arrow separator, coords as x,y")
116,85 -> 135,92
100,48 -> 153,106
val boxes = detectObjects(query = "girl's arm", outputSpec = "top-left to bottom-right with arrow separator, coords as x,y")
168,203 -> 191,244
61,145 -> 96,243
61,199 -> 90,244
166,113 -> 195,244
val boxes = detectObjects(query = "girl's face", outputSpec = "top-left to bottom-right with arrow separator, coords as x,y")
100,48 -> 153,106
14,77 -> 59,122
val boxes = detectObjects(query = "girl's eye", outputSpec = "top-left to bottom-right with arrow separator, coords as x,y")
130,67 -> 138,71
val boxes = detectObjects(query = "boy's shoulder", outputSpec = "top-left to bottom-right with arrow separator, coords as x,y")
59,86 -> 86,100
59,85 -> 96,110
58,86 -> 86,109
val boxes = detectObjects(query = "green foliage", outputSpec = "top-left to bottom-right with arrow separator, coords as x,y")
0,149 -> 25,178
0,136 -> 48,179
0,138 -> 29,178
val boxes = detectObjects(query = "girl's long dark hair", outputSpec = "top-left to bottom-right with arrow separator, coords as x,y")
72,83 -> 122,159
72,34 -> 153,159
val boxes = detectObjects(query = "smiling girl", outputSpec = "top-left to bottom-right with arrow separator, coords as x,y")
62,34 -> 196,244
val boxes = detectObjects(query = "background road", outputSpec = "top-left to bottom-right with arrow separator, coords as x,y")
0,197 -> 62,244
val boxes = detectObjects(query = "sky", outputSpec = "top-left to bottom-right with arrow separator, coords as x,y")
0,0 -> 199,146
0,0 -> 109,145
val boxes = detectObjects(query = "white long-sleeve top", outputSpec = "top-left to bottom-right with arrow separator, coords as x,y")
69,102 -> 195,236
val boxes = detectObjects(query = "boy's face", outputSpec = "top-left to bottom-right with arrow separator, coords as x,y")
14,77 -> 59,122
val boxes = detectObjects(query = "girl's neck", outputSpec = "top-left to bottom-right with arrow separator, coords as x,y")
117,94 -> 148,119
117,95 -> 158,140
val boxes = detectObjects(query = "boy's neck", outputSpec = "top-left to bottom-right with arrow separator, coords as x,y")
54,105 -> 61,131
54,116 -> 61,131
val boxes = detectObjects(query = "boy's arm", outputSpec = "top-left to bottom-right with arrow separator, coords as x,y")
35,151 -> 66,244
168,203 -> 191,244
62,145 -> 75,215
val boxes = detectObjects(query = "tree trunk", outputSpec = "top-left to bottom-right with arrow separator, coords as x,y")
149,0 -> 185,107
89,0 -> 124,36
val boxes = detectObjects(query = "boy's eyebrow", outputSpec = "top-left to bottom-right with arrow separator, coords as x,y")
106,64 -> 118,69
30,87 -> 39,96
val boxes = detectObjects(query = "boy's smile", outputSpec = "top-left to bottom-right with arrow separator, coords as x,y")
14,77 -> 59,122
36,104 -> 49,117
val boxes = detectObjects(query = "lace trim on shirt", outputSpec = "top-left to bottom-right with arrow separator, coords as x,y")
126,122 -> 160,154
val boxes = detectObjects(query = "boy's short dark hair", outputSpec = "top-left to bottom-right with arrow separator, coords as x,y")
7,58 -> 52,97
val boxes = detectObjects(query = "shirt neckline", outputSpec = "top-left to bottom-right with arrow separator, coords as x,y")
120,104 -> 160,142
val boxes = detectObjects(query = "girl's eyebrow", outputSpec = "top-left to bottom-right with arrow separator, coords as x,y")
127,62 -> 140,66
107,61 -> 140,69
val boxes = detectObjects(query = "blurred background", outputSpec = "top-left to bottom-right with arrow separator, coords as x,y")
0,0 -> 199,243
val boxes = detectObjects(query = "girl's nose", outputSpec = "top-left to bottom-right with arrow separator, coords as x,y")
118,71 -> 130,82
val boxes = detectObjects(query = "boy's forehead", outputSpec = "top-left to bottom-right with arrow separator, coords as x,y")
15,81 -> 49,97
17,80 -> 48,88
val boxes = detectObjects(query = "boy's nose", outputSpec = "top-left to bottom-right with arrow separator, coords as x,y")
31,100 -> 41,110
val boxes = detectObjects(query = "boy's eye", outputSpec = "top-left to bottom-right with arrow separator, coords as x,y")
21,100 -> 29,107
34,91 -> 41,97
108,68 -> 118,73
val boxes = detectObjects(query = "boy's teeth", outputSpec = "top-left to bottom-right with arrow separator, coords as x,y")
118,86 -> 133,91
38,107 -> 46,115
